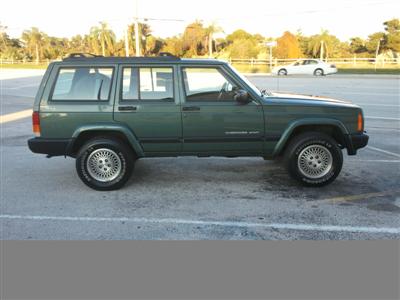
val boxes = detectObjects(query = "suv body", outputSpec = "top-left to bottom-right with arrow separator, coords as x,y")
28,54 -> 368,190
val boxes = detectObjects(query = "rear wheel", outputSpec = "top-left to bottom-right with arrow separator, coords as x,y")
314,68 -> 324,76
284,132 -> 343,186
76,137 -> 135,190
278,69 -> 287,76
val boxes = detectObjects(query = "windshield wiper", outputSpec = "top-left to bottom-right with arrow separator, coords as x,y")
260,89 -> 271,96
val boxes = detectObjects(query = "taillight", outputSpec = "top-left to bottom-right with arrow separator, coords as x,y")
32,111 -> 41,137
330,64 -> 336,68
357,112 -> 363,132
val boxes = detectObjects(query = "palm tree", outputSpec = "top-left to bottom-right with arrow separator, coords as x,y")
21,27 -> 44,63
89,22 -> 116,56
307,30 -> 339,60
205,22 -> 223,57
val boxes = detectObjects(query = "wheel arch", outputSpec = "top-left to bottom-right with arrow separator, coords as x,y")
272,118 -> 349,157
67,124 -> 144,158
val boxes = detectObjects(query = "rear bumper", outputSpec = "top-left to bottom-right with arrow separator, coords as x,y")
325,67 -> 337,75
345,133 -> 369,155
28,138 -> 72,157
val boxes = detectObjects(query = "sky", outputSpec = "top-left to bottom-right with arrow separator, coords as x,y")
1,0 -> 399,41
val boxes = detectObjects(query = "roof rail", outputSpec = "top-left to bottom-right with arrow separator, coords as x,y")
159,52 -> 179,59
64,53 -> 103,60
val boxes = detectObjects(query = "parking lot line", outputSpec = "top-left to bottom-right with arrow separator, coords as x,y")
0,109 -> 32,123
1,214 -> 399,234
366,146 -> 400,158
352,159 -> 400,163
365,116 -> 400,121
326,190 -> 400,204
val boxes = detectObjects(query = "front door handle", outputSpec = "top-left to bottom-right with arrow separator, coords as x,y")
118,106 -> 137,112
182,106 -> 200,112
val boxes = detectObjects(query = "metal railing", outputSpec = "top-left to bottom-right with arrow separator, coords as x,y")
1,57 -> 399,67
228,57 -> 400,66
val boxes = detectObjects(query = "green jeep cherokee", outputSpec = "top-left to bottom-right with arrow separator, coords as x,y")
28,53 -> 368,190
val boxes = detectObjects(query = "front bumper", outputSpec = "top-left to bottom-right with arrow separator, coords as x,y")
28,138 -> 73,157
345,133 -> 369,155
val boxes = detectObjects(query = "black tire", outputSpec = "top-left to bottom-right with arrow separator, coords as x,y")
76,137 -> 135,191
314,68 -> 324,76
283,132 -> 343,187
278,69 -> 287,76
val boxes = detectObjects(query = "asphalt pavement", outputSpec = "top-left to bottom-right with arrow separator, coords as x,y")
1,70 -> 399,239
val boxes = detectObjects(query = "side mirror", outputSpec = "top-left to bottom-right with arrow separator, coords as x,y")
234,89 -> 250,104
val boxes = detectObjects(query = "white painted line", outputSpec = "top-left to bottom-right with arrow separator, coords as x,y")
2,83 -> 39,90
0,109 -> 32,123
366,146 -> 400,158
350,159 -> 400,163
356,103 -> 400,107
1,214 -> 399,234
365,116 -> 400,121
336,91 -> 397,96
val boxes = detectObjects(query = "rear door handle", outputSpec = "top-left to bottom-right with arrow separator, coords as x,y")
182,106 -> 200,112
118,106 -> 137,112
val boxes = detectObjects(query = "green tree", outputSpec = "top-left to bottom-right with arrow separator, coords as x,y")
227,39 -> 259,59
182,21 -> 207,56
161,36 -> 184,56
349,37 -> 367,54
21,27 -> 45,63
307,30 -> 340,59
384,18 -> 400,52
365,32 -> 386,54
89,22 -> 116,56
226,29 -> 253,44
205,22 -> 223,57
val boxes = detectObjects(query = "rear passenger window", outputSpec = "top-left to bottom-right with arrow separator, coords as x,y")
122,67 -> 173,101
52,67 -> 113,101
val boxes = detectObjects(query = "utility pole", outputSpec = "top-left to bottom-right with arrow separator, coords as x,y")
375,38 -> 382,70
124,28 -> 129,57
208,32 -> 213,58
320,40 -> 324,61
265,41 -> 277,74
134,0 -> 140,57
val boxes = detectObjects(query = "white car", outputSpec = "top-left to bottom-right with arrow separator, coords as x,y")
272,59 -> 337,76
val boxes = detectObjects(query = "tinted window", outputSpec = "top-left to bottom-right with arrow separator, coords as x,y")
308,60 -> 318,65
52,67 -> 113,101
122,67 -> 173,101
182,67 -> 238,101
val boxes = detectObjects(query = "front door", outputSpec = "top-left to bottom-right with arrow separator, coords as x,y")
114,65 -> 182,154
180,66 -> 264,154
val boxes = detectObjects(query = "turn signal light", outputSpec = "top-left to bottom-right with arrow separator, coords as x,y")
32,111 -> 41,137
357,112 -> 363,132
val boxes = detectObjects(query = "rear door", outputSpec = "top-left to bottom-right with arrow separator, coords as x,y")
180,66 -> 264,154
114,64 -> 182,154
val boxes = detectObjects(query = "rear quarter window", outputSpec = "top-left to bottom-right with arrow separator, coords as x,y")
51,67 -> 114,101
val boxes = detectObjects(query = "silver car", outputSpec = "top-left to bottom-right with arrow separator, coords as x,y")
272,59 -> 337,76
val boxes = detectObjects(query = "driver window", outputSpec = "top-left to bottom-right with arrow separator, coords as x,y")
182,67 -> 238,101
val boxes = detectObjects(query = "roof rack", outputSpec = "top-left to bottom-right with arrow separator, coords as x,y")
62,52 -> 181,61
64,53 -> 103,60
159,52 -> 179,59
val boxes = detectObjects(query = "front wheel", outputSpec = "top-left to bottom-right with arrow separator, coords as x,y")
278,69 -> 287,76
284,132 -> 343,187
76,137 -> 135,191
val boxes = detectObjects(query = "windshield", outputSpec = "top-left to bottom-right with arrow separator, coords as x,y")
228,65 -> 262,97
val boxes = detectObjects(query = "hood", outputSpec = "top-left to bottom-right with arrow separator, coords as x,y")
269,91 -> 351,104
